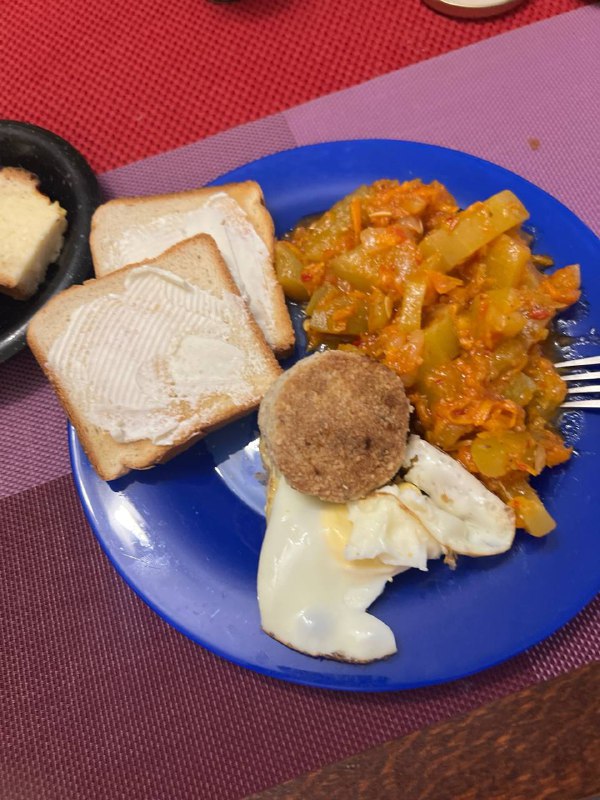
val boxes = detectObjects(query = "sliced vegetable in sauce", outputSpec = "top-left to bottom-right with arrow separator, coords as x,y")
275,179 -> 581,536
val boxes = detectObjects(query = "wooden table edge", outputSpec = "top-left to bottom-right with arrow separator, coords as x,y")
247,662 -> 600,800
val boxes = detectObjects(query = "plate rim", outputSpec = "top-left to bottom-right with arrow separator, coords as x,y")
209,137 -> 600,243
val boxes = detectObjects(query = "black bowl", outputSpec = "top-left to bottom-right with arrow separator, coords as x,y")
0,120 -> 102,363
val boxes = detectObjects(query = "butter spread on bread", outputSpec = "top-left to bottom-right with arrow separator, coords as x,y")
0,167 -> 67,300
27,234 -> 281,481
90,182 -> 294,357
48,265 -> 255,445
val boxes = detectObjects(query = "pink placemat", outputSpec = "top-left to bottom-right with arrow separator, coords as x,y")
101,7 -> 600,236
2,10 -> 599,800
2,0 -> 582,173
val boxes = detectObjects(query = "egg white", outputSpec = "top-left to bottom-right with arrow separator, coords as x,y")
258,475 -> 440,663
257,436 -> 516,664
402,435 -> 516,556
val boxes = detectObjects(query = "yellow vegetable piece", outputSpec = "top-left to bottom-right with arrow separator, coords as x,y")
329,248 -> 383,291
351,197 -> 362,244
504,482 -> 556,537
471,288 -> 526,347
367,290 -> 393,333
309,287 -> 369,336
503,371 -> 536,407
485,233 -> 530,289
532,253 -> 554,269
275,241 -> 310,302
489,339 -> 529,379
396,278 -> 427,332
471,435 -> 511,478
471,431 -> 535,479
306,284 -> 334,315
419,190 -> 529,272
329,242 -> 417,293
419,308 -> 460,376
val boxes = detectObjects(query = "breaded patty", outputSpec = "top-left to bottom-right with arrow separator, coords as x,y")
258,350 -> 410,503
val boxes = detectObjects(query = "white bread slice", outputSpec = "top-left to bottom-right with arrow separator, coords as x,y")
90,181 -> 295,357
27,234 -> 282,481
0,167 -> 67,300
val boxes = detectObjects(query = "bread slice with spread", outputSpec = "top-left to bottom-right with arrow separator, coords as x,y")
27,234 -> 282,480
90,181 -> 294,357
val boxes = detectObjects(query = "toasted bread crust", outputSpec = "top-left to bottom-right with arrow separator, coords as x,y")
27,234 -> 281,481
90,181 -> 294,358
258,351 -> 410,503
90,182 -> 268,254
0,166 -> 40,188
1,283 -> 31,300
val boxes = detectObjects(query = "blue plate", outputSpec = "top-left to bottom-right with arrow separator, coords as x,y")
70,140 -> 600,691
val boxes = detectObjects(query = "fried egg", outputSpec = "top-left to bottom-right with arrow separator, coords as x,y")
257,475 -> 441,663
402,435 -> 516,556
345,491 -> 443,570
257,436 -> 516,663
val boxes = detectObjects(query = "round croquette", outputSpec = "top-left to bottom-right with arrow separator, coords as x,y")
258,351 -> 410,502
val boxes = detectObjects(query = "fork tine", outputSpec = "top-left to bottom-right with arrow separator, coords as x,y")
561,371 -> 600,382
555,355 -> 600,369
567,384 -> 600,394
561,400 -> 600,409
557,355 -> 600,408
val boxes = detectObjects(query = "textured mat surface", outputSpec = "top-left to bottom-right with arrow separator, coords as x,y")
2,474 -> 598,800
1,0 -> 586,172
2,7 -> 599,800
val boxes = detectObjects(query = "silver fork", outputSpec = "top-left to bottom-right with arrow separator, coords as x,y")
556,355 -> 600,409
